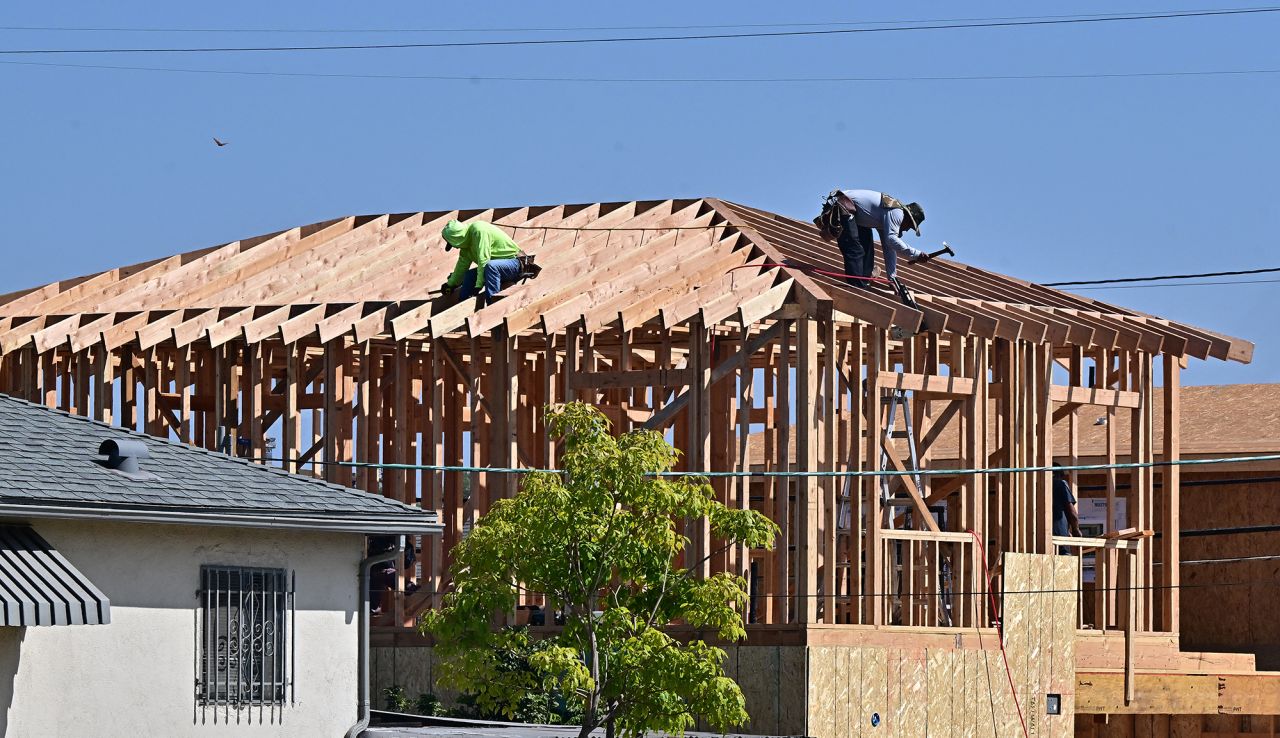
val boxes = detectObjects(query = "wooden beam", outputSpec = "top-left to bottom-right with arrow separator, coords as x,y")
880,438 -> 942,533
641,319 -> 785,431
567,368 -> 693,390
1075,673 -> 1219,714
876,371 -> 976,396
991,383 -> 1141,409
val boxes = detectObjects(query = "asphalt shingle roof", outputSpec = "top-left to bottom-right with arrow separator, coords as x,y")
0,393 -> 433,530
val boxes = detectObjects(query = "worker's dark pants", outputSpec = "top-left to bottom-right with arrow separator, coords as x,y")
458,258 -> 522,298
836,213 -> 875,286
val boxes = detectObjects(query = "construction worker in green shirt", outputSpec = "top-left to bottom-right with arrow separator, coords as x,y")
439,219 -> 524,305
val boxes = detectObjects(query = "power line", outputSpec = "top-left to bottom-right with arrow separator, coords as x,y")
6,59 -> 1280,85
503,576 -> 1279,601
245,452 -> 1280,477
1047,265 -> 1280,287
0,8 -> 1265,34
1069,278 -> 1280,291
2,7 -> 1277,55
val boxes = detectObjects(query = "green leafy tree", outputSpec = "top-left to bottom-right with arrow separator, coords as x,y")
422,402 -> 778,738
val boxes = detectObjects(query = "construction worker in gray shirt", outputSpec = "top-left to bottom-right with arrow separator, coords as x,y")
818,189 -> 927,285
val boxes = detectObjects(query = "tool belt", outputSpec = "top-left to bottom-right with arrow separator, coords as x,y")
814,190 -> 907,240
813,191 -> 849,240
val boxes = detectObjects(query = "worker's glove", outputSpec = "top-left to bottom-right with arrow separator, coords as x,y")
439,281 -> 456,294
907,253 -> 932,265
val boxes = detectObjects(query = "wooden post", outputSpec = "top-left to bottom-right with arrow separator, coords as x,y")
393,341 -> 411,503
1037,343 -> 1054,554
865,328 -> 883,626
795,318 -> 819,624
283,344 -> 301,474
468,336 -> 484,522
496,329 -> 520,500
1161,355 -> 1180,632
428,339 -> 446,609
323,341 -> 346,483
143,348 -> 163,437
966,337 -> 989,627
121,346 -> 137,431
688,319 -> 712,579
775,320 -> 792,624
849,325 -> 865,624
93,346 -> 114,425
819,318 -> 837,623
355,342 -> 373,492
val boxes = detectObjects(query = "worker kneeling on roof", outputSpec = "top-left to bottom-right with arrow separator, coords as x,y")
815,189 -> 926,286
439,219 -> 523,305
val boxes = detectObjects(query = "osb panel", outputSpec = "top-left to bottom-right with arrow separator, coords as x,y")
956,650 -> 976,737
371,646 -> 396,703
886,647 -> 906,736
736,645 -> 783,734
1051,556 -> 1080,738
833,646 -> 857,738
863,645 -> 888,737
989,650 -> 1020,737
1028,554 -> 1050,722
926,649 -> 956,736
968,650 -> 998,737
808,646 -> 837,738
778,643 -> 808,734
899,648 -> 929,736
698,554 -> 1080,738
1004,553 -> 1032,691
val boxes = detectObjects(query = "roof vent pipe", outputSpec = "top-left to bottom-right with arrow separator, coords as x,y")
98,439 -> 151,474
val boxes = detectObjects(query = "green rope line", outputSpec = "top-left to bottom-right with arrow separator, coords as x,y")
255,453 -> 1280,478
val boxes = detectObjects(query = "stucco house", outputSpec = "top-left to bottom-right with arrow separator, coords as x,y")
0,394 -> 439,737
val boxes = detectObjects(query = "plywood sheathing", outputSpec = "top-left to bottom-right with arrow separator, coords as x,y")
801,553 -> 1076,738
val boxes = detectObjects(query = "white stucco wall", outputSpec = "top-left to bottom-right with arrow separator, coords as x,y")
0,518 -> 363,737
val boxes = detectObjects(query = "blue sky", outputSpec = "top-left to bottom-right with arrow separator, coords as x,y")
1,1 -> 1277,386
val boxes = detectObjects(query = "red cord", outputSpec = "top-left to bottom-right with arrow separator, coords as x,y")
967,529 -> 1030,738
726,261 -> 894,286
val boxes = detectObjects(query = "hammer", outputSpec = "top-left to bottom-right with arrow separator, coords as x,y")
911,241 -> 956,264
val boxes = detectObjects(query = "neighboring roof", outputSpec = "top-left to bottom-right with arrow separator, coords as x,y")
746,384 -> 1280,464
1059,383 -> 1280,458
0,524 -> 110,626
0,394 -> 438,534
0,199 -> 1251,363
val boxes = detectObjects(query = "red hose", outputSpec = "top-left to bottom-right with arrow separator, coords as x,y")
727,261 -> 894,286
968,529 -> 1030,738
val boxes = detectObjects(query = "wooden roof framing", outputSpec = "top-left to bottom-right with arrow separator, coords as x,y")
0,198 -> 1252,363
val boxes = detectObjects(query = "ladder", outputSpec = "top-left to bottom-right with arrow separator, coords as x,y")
834,388 -> 951,625
879,389 -> 953,625
880,389 -> 924,530
835,389 -> 924,531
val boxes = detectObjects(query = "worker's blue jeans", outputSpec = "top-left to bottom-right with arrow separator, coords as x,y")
836,213 -> 876,286
458,258 -> 522,298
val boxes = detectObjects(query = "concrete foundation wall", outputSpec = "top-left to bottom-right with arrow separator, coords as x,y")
0,519 -> 362,738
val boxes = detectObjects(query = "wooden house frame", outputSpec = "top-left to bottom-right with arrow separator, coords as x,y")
0,198 -> 1268,730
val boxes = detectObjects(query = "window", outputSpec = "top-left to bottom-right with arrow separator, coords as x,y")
197,566 -> 295,713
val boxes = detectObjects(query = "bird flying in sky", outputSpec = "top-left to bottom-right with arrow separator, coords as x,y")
213,137 -> 228,147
